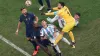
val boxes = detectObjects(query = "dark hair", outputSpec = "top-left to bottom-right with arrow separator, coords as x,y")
75,13 -> 81,16
59,2 -> 65,7
20,8 -> 26,11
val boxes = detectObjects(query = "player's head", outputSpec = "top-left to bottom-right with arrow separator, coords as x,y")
58,2 -> 65,9
20,8 -> 27,15
74,13 -> 81,19
41,20 -> 47,27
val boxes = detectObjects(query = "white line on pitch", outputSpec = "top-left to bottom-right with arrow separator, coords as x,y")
0,35 -> 31,56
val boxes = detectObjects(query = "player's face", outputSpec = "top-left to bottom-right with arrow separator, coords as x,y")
74,14 -> 80,19
58,3 -> 62,9
41,20 -> 47,27
21,9 -> 27,14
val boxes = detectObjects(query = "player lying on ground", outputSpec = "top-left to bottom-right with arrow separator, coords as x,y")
40,20 -> 62,56
74,13 -> 81,26
41,2 -> 76,48
47,13 -> 81,28
47,5 -> 81,27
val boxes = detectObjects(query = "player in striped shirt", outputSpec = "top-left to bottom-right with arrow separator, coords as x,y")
40,20 -> 61,56
40,20 -> 72,56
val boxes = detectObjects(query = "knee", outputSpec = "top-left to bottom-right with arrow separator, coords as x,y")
69,31 -> 72,34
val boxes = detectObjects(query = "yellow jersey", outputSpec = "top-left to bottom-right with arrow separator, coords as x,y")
57,6 -> 75,23
45,6 -> 75,23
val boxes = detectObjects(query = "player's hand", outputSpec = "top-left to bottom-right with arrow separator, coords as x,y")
15,31 -> 18,35
41,12 -> 45,15
15,30 -> 19,35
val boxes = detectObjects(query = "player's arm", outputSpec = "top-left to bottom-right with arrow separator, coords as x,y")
45,12 -> 55,15
45,11 -> 58,16
34,16 -> 38,23
41,11 -> 58,16
53,7 -> 60,10
15,16 -> 23,35
15,22 -> 22,35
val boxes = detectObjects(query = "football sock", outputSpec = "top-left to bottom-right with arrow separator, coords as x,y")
29,40 -> 37,50
38,0 -> 43,6
54,34 -> 63,45
55,45 -> 61,53
62,37 -> 70,45
52,46 -> 57,53
68,31 -> 75,42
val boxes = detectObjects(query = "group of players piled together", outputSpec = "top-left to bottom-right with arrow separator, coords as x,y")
15,1 -> 81,56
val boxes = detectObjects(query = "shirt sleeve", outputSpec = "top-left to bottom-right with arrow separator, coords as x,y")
45,11 -> 58,15
19,16 -> 23,22
31,13 -> 35,18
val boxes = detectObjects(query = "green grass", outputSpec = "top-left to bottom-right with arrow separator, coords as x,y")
0,0 -> 100,56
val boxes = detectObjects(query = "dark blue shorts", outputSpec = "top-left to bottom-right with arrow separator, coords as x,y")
26,29 -> 34,38
41,39 -> 51,47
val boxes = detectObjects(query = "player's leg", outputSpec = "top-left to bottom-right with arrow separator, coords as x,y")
26,37 -> 39,56
54,22 -> 75,47
49,38 -> 62,56
41,39 -> 52,56
63,22 -> 75,43
54,31 -> 64,45
61,37 -> 70,45
52,46 -> 58,53
62,22 -> 75,48
26,30 -> 39,56
53,45 -> 62,56
45,0 -> 51,11
31,37 -> 40,56
38,43 -> 52,56
26,31 -> 37,47
30,40 -> 39,56
38,0 -> 45,10
38,0 -> 43,6
56,32 -> 70,45
68,31 -> 75,43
